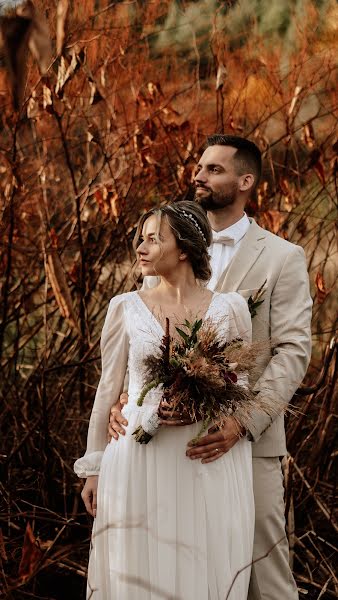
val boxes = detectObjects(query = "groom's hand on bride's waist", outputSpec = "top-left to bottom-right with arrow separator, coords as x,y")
108,393 -> 129,441
186,417 -> 245,464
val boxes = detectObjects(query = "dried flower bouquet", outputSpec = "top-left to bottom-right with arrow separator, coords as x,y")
133,317 -> 286,444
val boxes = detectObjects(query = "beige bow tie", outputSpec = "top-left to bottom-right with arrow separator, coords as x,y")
212,233 -> 236,245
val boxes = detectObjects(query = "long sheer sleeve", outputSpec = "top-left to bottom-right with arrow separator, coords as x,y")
74,295 -> 129,478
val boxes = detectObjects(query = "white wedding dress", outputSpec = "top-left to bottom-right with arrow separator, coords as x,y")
74,291 -> 254,600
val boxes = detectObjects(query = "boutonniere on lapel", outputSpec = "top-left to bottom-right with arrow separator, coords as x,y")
248,279 -> 267,318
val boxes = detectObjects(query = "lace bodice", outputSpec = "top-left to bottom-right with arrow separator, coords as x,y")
74,291 -> 252,478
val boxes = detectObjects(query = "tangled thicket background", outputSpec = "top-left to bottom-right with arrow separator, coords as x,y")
0,1 -> 337,598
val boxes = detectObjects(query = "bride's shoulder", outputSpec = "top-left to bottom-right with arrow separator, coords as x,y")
106,291 -> 138,312
103,292 -> 140,331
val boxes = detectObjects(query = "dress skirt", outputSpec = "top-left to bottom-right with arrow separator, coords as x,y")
87,405 -> 254,600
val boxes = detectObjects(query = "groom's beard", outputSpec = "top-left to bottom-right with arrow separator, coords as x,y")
194,184 -> 238,211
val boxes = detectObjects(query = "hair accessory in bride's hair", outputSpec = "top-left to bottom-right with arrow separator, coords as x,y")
170,207 -> 207,245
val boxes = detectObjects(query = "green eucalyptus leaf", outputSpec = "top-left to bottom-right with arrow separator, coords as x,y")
175,327 -> 189,343
192,319 -> 203,334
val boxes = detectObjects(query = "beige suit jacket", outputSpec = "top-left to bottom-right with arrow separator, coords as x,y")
214,218 -> 312,457
143,218 -> 312,457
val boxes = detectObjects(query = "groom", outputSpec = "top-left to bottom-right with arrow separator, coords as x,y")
108,135 -> 312,599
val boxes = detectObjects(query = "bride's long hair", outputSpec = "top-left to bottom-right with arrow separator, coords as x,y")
133,200 -> 212,282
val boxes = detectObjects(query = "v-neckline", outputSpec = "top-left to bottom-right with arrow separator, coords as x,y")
134,291 -> 218,335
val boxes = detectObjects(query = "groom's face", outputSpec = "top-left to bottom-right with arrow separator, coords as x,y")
194,145 -> 240,211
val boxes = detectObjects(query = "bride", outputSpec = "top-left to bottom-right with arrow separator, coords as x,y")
74,200 -> 254,599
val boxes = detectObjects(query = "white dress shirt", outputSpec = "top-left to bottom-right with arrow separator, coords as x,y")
207,213 -> 250,291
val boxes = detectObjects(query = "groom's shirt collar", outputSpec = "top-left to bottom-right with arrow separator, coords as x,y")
211,213 -> 250,245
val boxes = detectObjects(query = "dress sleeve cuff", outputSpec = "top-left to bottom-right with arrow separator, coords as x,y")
73,451 -> 104,478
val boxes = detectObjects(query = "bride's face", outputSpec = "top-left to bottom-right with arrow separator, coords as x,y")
136,214 -> 185,277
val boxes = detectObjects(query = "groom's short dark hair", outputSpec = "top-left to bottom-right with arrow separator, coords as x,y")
206,134 -> 262,190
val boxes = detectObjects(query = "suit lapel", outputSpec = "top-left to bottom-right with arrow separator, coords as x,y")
215,219 -> 266,292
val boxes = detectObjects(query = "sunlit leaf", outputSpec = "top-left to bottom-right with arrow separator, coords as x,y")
27,91 -> 38,119
42,83 -> 52,109
313,160 -> 326,186
110,192 -> 121,220
175,327 -> 189,344
263,210 -> 284,234
288,85 -> 302,116
55,47 -> 83,97
45,248 -> 80,332
89,80 -> 104,105
315,272 -> 330,304
18,523 -> 43,582
216,63 -> 227,90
